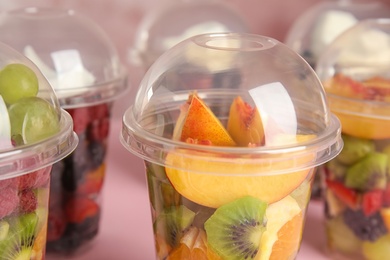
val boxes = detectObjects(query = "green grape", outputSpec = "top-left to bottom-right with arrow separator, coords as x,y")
0,63 -> 39,104
7,97 -> 59,145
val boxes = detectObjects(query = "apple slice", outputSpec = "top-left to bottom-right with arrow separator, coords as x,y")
173,93 -> 235,146
227,96 -> 264,147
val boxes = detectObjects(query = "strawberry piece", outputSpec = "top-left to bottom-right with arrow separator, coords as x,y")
47,206 -> 67,241
0,178 -> 17,190
89,103 -> 110,121
68,107 -> 91,134
65,197 -> 99,223
383,183 -> 390,207
362,190 -> 383,216
19,189 -> 38,213
326,178 -> 359,209
17,167 -> 50,190
0,187 -> 19,218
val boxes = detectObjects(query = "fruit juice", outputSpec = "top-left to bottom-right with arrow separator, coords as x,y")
46,102 -> 111,252
322,74 -> 390,259
121,32 -> 342,260
0,46 -> 77,259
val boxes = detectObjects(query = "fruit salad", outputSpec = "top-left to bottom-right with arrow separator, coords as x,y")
146,93 -> 314,260
0,63 -> 61,259
323,74 -> 390,259
46,103 -> 110,252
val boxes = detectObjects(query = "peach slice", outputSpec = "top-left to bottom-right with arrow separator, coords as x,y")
165,136 -> 315,208
227,96 -> 264,146
325,74 -> 390,139
173,93 -> 236,146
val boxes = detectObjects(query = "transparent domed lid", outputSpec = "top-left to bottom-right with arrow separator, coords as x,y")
0,41 -> 78,178
130,0 -> 250,70
121,33 -> 342,174
285,0 -> 390,68
0,7 -> 128,108
315,19 -> 390,139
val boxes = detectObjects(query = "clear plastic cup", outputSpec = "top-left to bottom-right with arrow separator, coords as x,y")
0,42 -> 77,259
0,7 -> 128,254
121,32 -> 342,259
284,0 -> 390,199
129,0 -> 250,71
285,0 -> 390,68
316,19 -> 390,259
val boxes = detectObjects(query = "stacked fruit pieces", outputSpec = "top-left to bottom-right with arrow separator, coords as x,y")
47,103 -> 109,252
323,74 -> 390,259
0,64 -> 60,259
148,93 -> 314,260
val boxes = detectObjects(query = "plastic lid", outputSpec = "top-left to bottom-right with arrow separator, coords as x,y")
285,0 -> 390,68
315,19 -> 390,135
0,7 -> 128,108
129,0 -> 250,70
0,41 -> 78,179
121,33 -> 342,175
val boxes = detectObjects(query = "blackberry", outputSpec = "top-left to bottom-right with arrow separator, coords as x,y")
88,141 -> 106,169
343,209 -> 387,242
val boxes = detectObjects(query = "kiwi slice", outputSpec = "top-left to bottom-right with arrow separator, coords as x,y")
337,135 -> 375,165
204,196 -> 267,260
0,221 -> 10,241
0,213 -> 38,260
345,152 -> 388,191
326,159 -> 348,180
154,205 -> 195,248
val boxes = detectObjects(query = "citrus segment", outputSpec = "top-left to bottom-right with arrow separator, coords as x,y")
166,149 -> 313,208
173,93 -> 236,146
256,195 -> 302,260
167,227 -> 219,260
227,96 -> 264,146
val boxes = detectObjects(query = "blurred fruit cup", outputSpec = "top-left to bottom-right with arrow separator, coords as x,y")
121,33 -> 342,260
129,0 -> 250,73
284,1 -> 390,200
316,19 -> 390,259
0,7 -> 128,254
0,42 -> 77,259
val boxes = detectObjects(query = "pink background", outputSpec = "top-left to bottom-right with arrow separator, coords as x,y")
1,0 -> 389,259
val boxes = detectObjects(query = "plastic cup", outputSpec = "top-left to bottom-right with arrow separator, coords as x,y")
316,19 -> 390,259
121,33 -> 342,259
0,42 -> 77,259
285,0 -> 390,68
129,0 -> 250,72
284,1 -> 390,200
0,7 -> 128,254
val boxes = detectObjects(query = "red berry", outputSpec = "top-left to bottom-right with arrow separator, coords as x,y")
19,189 -> 38,213
89,103 -> 110,121
65,197 -> 99,223
326,178 -> 359,209
0,178 -> 17,190
362,190 -> 384,216
17,167 -> 50,190
68,107 -> 91,134
47,207 -> 67,241
0,187 -> 19,218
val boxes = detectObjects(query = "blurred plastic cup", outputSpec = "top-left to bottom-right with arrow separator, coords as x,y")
121,33 -> 342,259
0,42 -> 77,259
285,0 -> 390,68
0,7 -> 128,254
316,19 -> 390,259
129,0 -> 250,72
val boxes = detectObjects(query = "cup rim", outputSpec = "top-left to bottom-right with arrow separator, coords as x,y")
0,109 -> 78,179
120,106 -> 343,175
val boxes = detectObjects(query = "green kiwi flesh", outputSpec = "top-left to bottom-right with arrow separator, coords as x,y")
204,196 -> 267,260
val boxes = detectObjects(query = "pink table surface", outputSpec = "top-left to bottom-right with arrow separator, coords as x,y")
46,118 -> 332,260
